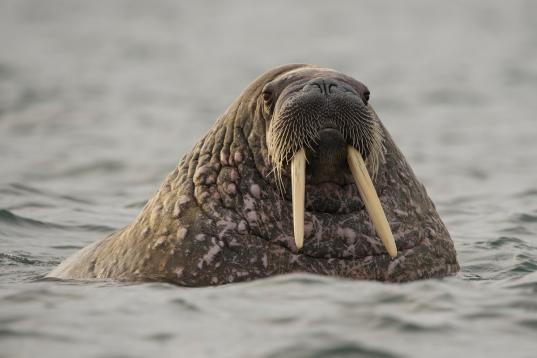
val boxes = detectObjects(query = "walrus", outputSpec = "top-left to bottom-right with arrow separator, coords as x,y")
48,64 -> 459,286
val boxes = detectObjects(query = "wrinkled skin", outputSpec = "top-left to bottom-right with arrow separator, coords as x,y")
48,64 -> 459,286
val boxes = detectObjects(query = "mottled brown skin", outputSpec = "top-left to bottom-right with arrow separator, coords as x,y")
48,64 -> 459,286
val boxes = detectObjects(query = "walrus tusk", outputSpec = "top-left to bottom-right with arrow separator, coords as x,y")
291,148 -> 306,250
347,146 -> 398,258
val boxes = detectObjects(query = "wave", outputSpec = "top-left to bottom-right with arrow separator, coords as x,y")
0,209 -> 61,229
266,341 -> 401,358
0,252 -> 56,266
0,183 -> 93,204
0,209 -> 115,233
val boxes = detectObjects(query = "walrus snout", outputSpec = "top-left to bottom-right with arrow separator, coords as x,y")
267,76 -> 381,184
268,71 -> 394,254
301,76 -> 369,104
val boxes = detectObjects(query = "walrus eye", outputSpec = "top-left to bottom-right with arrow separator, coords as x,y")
262,88 -> 274,113
364,90 -> 370,105
263,91 -> 272,103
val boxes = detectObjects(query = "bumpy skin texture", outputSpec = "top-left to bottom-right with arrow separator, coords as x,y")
48,64 -> 459,286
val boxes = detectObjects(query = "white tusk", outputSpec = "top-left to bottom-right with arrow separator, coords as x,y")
347,146 -> 398,258
291,148 -> 306,250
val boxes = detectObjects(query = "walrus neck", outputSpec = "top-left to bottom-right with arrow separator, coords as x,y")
170,94 -> 372,257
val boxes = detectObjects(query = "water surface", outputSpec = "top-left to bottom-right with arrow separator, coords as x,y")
1,1 -> 537,357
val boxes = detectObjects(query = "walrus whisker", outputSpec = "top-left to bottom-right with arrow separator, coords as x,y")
266,88 -> 389,251
268,105 -> 384,196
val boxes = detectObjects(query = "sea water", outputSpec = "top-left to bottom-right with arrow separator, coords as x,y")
1,1 -> 537,357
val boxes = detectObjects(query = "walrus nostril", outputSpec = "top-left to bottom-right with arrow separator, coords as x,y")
328,83 -> 337,94
306,79 -> 339,95
311,83 -> 323,94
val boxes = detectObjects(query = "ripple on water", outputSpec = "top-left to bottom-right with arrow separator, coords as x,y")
375,314 -> 454,333
518,319 -> 537,331
514,213 -> 537,223
480,236 -> 534,249
0,252 -> 49,266
0,286 -> 83,304
499,225 -> 535,236
0,328 -> 74,342
144,332 -> 175,342
49,245 -> 84,250
0,209 -> 115,233
514,188 -> 537,198
505,272 -> 537,292
169,297 -> 201,312
0,209 -> 60,229
266,341 -> 401,358
2,183 -> 92,204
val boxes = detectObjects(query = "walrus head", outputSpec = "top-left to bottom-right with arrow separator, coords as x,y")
261,68 -> 393,255
48,64 -> 459,285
